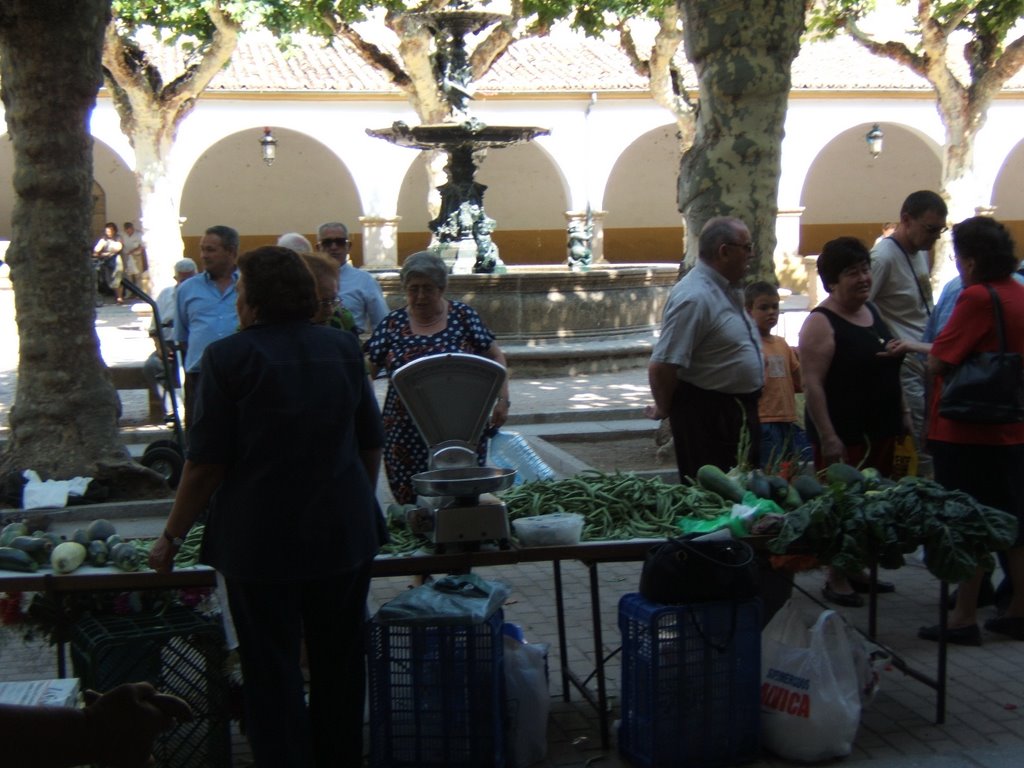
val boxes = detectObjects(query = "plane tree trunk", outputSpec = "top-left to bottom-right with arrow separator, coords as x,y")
0,0 -> 164,497
677,0 -> 804,280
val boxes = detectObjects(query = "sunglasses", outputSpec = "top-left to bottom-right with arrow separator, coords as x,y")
319,237 -> 349,248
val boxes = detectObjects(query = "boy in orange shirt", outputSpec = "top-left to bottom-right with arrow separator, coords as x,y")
745,282 -> 810,470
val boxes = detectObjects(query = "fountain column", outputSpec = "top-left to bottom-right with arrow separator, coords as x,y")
359,215 -> 402,268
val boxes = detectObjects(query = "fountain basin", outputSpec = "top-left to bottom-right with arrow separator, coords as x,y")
374,263 -> 678,376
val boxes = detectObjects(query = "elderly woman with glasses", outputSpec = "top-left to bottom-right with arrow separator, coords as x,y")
299,251 -> 357,332
366,250 -> 510,505
799,236 -> 908,606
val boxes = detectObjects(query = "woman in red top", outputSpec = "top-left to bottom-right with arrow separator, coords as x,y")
918,217 -> 1024,645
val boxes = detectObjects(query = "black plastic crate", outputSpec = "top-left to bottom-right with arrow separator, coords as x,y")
618,593 -> 761,767
71,606 -> 230,768
368,609 -> 505,767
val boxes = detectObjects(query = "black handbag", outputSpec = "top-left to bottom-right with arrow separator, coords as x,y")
938,284 -> 1024,424
639,534 -> 758,605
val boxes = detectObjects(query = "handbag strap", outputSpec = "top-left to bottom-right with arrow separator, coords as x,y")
676,537 -> 754,570
984,284 -> 1008,354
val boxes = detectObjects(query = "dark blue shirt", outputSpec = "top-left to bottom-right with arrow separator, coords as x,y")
189,321 -> 384,581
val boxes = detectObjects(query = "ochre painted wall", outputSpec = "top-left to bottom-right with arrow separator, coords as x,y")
800,221 -> 1024,257
184,220 -> 1024,271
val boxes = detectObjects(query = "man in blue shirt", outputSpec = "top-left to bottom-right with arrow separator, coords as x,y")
175,225 -> 239,430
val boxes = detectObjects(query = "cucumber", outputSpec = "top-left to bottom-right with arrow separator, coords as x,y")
825,462 -> 865,488
0,546 -> 38,572
86,519 -> 117,542
0,522 -> 29,547
696,465 -> 745,503
51,541 -> 87,574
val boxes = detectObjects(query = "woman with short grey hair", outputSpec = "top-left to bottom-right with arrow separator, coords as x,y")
367,249 -> 509,504
400,250 -> 449,292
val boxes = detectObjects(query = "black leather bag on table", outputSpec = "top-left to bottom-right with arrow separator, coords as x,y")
639,534 -> 758,605
938,284 -> 1024,424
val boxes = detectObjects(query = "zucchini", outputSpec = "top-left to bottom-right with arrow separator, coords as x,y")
745,470 -> 772,500
765,475 -> 790,503
9,535 -> 54,564
0,546 -> 39,572
51,541 -> 87,574
791,474 -> 825,502
0,522 -> 28,547
696,465 -> 745,503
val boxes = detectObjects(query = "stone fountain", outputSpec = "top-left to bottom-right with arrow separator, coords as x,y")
367,1 -> 549,274
368,1 -> 677,374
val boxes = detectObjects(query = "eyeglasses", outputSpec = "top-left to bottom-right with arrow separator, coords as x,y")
922,224 -> 948,236
725,241 -> 754,253
319,237 -> 349,248
319,297 -> 340,309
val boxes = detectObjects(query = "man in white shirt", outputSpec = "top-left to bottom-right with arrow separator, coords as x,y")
317,221 -> 389,336
647,216 -> 764,481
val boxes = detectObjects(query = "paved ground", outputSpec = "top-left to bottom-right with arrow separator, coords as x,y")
2,276 -> 1024,766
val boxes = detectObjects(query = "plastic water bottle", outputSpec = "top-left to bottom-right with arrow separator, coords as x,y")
488,430 -> 556,484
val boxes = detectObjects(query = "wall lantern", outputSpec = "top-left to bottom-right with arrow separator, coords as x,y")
259,127 -> 278,166
866,123 -> 884,158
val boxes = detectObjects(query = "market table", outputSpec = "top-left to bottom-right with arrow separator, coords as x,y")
0,539 -> 948,747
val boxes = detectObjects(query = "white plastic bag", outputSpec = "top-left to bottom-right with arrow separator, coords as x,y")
760,601 -> 861,762
503,635 -> 550,768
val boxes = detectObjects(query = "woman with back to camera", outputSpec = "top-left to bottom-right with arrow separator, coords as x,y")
365,250 -> 510,504
799,236 -> 908,606
148,246 -> 384,767
909,217 -> 1024,645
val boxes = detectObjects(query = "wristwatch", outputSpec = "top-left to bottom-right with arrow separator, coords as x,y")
163,529 -> 184,548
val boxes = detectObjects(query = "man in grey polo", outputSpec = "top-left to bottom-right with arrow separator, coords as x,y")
647,216 -> 764,481
869,189 -> 947,447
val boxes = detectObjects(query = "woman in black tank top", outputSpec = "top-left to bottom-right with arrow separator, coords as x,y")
799,237 -> 908,604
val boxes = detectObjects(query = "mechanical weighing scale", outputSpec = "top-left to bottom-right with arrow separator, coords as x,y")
392,353 -> 516,551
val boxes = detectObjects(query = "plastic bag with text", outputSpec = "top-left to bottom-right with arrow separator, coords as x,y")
760,601 -> 861,762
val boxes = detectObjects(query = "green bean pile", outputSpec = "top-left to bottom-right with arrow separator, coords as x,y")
502,470 -> 732,541
133,525 -> 205,567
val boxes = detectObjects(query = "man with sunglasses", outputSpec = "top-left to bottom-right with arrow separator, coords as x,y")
317,221 -> 389,336
869,190 -> 949,448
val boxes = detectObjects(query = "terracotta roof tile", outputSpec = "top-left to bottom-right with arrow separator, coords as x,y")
142,26 -> 1022,95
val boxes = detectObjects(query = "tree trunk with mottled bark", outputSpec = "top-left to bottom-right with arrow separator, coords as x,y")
677,0 -> 804,280
0,0 -> 164,497
102,15 -> 238,294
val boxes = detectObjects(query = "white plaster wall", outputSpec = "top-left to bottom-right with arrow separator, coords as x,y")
0,89 -> 1021,252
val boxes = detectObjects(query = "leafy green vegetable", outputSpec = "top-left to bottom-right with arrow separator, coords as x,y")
768,476 -> 1018,583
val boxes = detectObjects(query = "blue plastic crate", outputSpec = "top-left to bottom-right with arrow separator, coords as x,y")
618,593 -> 761,768
368,608 -> 505,767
